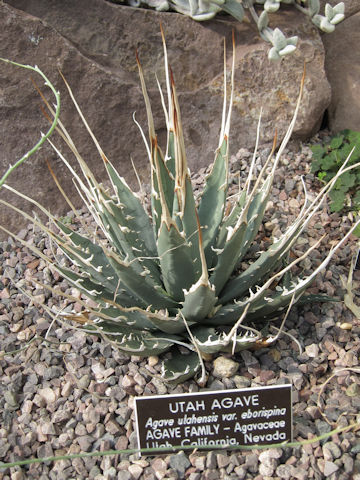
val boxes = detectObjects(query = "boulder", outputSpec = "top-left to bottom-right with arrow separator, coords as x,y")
0,0 -> 330,237
322,12 -> 360,133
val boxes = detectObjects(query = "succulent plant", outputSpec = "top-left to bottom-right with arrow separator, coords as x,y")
109,0 -> 345,61
1,30 -> 359,385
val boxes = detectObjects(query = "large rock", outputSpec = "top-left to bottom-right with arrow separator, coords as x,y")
0,0 -> 330,238
322,12 -> 360,133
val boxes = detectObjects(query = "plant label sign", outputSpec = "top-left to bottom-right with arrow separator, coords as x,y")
135,384 -> 292,453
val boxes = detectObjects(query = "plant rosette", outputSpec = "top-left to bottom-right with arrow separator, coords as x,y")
1,29 -> 360,385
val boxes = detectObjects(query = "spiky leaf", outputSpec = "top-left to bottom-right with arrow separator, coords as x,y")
161,350 -> 201,384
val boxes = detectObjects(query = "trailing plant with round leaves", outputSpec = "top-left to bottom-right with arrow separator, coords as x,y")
1,29 -> 359,385
109,0 -> 345,61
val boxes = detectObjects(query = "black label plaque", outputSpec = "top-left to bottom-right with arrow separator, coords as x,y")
135,384 -> 292,452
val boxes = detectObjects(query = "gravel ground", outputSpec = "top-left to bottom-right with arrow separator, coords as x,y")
0,137 -> 360,480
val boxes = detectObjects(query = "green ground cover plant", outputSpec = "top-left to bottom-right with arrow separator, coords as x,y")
310,129 -> 360,236
1,30 -> 359,385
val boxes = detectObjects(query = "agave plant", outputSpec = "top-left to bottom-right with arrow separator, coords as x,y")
1,29 -> 359,385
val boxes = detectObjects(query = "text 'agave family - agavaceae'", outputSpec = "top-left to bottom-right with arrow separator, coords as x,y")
1,29 -> 359,384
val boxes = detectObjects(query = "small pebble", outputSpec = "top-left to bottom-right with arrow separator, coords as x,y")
323,460 -> 339,476
213,356 -> 239,378
305,343 -> 319,358
128,464 -> 143,480
339,322 -> 353,330
38,387 -> 57,405
4,391 -> 18,408
148,356 -> 159,367
169,451 -> 191,475
346,383 -> 360,397
78,374 -> 91,389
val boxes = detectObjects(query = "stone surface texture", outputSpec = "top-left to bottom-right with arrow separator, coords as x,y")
322,11 -> 360,133
0,0 -> 331,237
